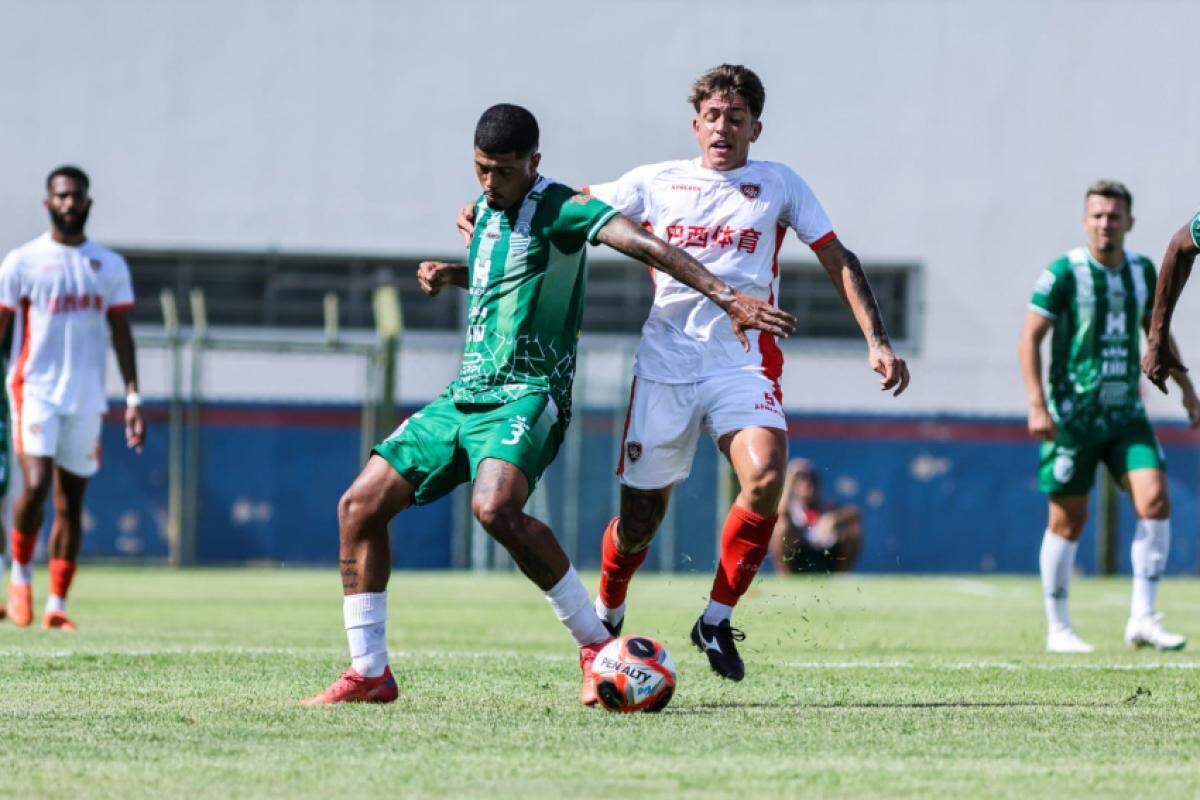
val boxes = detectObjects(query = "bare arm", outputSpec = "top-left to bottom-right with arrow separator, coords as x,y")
594,214 -> 797,349
1143,223 -> 1200,390
107,309 -> 145,452
1018,310 -> 1057,441
813,239 -> 910,396
0,307 -> 12,347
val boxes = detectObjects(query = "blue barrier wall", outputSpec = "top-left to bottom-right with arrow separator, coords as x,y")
75,403 -> 1200,574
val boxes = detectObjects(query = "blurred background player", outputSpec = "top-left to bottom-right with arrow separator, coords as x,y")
769,458 -> 863,574
0,165 -> 145,630
1142,210 -> 1200,389
460,65 -> 908,682
302,104 -> 795,706
1019,180 -> 1197,654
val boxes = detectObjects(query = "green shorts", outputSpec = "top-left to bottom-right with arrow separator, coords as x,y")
1039,416 -> 1166,496
373,392 -> 565,506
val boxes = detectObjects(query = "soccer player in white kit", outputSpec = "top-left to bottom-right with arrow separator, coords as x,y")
0,166 -> 145,630
460,65 -> 910,682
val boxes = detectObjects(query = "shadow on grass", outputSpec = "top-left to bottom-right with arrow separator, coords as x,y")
669,700 -> 1095,713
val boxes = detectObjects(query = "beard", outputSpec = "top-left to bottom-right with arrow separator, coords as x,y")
49,205 -> 89,237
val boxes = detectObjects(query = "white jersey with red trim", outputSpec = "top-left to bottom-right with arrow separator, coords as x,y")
0,233 -> 134,414
588,158 -> 834,385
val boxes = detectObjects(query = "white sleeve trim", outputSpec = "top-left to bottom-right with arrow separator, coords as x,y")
1027,304 -> 1056,320
586,208 -> 620,245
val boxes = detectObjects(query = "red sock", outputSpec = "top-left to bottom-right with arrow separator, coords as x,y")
597,517 -> 650,609
10,528 -> 36,565
49,559 -> 76,599
710,505 -> 777,606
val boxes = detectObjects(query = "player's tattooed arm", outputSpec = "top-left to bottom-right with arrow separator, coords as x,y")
1143,224 -> 1200,392
814,239 -> 911,396
595,214 -> 797,351
417,261 -> 469,296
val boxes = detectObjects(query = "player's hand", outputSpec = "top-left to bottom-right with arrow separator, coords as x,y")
1141,337 -> 1184,394
125,405 -> 145,454
1027,404 -> 1057,442
456,203 -> 477,247
1182,389 -> 1200,429
722,292 -> 797,352
869,344 -> 910,397
417,261 -> 458,297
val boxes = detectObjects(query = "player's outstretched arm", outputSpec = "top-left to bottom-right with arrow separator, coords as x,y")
813,240 -> 910,396
1018,311 -> 1057,441
1143,223 -> 1199,392
417,261 -> 468,296
594,214 -> 797,351
107,309 -> 145,453
456,203 -> 477,248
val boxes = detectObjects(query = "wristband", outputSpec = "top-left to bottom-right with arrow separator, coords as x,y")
125,392 -> 142,408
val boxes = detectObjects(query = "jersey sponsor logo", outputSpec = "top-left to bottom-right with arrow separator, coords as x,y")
754,391 -> 782,414
670,184 -> 701,192
1102,310 -> 1127,341
46,294 -> 105,314
626,441 -> 642,463
501,415 -> 530,446
663,224 -> 762,253
739,183 -> 761,200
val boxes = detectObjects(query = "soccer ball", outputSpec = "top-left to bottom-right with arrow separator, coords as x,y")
591,635 -> 676,713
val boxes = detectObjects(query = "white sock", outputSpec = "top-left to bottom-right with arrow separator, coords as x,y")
343,592 -> 388,678
10,561 -> 31,586
594,596 -> 624,629
1039,530 -> 1077,632
702,599 -> 734,626
46,594 -> 66,613
1131,518 -> 1170,620
545,566 -> 610,647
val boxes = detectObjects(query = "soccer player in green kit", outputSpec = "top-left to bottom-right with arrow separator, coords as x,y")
302,104 -> 796,705
1019,180 -> 1199,653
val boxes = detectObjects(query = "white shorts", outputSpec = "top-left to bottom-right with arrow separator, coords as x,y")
12,396 -> 103,477
616,371 -> 786,489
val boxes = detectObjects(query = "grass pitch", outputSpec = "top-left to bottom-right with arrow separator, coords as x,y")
1,568 -> 1199,798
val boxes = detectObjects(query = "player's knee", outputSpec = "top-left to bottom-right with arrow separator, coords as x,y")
614,520 -> 655,555
337,487 -> 386,539
23,474 -> 52,504
1047,512 -> 1086,540
1137,489 -> 1170,520
471,495 -> 520,536
740,465 -> 785,513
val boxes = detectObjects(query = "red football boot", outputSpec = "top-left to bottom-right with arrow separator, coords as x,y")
42,610 -> 77,631
7,583 -> 31,627
301,666 -> 398,705
579,639 -> 613,707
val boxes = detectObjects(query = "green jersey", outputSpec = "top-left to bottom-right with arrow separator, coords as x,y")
446,176 -> 618,421
1029,247 -> 1156,434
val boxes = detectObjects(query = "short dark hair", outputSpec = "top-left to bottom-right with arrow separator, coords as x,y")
46,164 -> 90,192
689,64 -> 766,119
1085,179 -> 1133,213
474,104 -> 539,157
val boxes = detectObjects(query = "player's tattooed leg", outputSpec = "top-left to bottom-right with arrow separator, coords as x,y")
336,456 -> 414,595
616,485 -> 670,555
472,459 -> 569,591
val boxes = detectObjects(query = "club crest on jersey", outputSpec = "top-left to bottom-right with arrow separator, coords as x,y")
739,183 -> 761,200
89,258 -> 102,271
626,441 -> 642,463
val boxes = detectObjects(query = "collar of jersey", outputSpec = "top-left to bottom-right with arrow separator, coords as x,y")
1081,248 -> 1128,273
690,157 -> 754,181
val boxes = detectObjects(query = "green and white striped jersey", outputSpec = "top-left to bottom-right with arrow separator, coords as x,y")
446,175 -> 618,421
1029,247 -> 1156,433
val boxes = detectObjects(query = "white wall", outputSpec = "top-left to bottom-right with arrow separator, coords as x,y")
11,0 -> 1200,417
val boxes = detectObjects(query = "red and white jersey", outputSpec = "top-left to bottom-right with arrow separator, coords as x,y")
0,234 -> 134,414
588,158 -> 834,385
